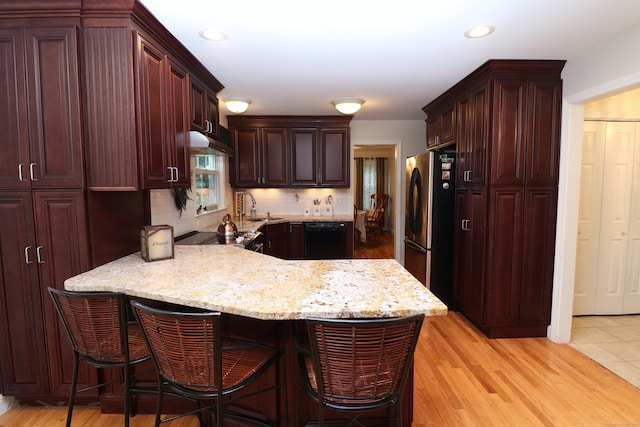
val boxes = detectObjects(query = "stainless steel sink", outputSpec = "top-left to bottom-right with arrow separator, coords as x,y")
245,216 -> 282,222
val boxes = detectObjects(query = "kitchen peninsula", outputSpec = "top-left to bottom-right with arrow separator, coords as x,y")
64,245 -> 447,425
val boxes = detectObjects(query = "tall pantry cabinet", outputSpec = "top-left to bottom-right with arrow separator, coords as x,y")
0,22 -> 96,400
425,60 -> 565,338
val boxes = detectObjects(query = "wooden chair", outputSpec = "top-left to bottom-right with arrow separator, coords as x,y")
365,193 -> 389,236
48,288 -> 151,427
296,315 -> 424,426
130,300 -> 283,427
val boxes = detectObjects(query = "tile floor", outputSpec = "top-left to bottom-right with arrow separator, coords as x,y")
570,315 -> 640,388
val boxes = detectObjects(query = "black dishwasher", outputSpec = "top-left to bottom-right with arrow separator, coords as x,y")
304,222 -> 349,259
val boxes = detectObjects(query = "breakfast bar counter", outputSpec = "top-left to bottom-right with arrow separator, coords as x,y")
64,245 -> 447,320
64,245 -> 447,426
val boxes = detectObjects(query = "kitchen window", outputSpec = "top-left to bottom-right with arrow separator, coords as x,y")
194,154 -> 225,214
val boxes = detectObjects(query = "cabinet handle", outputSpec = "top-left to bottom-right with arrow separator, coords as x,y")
461,219 -> 470,231
36,246 -> 44,264
167,167 -> 175,183
24,246 -> 33,264
18,164 -> 25,181
29,163 -> 37,181
173,167 -> 179,182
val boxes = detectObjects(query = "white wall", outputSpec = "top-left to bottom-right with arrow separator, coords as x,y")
550,24 -> 640,342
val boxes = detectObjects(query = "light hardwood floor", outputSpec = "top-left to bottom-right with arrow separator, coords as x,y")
2,311 -> 640,426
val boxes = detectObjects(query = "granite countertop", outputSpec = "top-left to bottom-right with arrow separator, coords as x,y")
64,245 -> 447,320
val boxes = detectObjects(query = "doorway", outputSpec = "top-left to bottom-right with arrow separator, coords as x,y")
353,143 -> 399,260
574,88 -> 640,315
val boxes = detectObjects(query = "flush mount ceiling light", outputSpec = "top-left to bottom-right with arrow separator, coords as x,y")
198,28 -> 227,42
332,98 -> 365,115
464,24 -> 495,39
224,97 -> 251,114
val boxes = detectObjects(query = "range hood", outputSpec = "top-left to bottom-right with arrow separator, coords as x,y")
189,130 -> 234,156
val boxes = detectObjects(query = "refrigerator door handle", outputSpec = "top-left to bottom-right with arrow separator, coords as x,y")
404,237 -> 427,253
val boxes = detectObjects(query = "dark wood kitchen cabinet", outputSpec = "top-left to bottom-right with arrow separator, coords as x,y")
190,74 -> 220,140
81,3 -> 224,190
290,127 -> 350,187
427,60 -> 565,338
426,101 -> 455,149
0,26 -> 84,190
229,116 -> 351,188
0,190 -> 95,401
231,125 -> 289,187
136,33 -> 191,189
263,222 -> 290,258
0,0 -> 224,408
288,222 -> 305,259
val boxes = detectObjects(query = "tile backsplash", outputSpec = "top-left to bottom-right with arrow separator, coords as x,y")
150,186 -> 353,237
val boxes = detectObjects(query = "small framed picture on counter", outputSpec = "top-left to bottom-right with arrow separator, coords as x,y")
140,225 -> 174,262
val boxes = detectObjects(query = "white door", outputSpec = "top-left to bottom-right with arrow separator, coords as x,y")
573,121 -> 605,315
623,123 -> 640,313
575,121 -> 640,315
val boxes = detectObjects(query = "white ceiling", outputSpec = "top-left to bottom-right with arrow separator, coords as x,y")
139,0 -> 640,120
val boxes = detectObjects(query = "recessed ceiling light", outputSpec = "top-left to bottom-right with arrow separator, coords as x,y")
198,28 -> 227,42
464,24 -> 495,39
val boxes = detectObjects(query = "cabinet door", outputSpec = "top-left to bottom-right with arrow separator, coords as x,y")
207,90 -> 220,140
0,28 -> 30,190
25,27 -> 84,189
290,128 -> 318,187
525,80 -> 562,186
318,128 -> 349,187
491,80 -> 527,186
167,58 -> 191,188
137,34 -> 170,188
426,114 -> 438,149
289,222 -> 305,260
484,188 -> 524,327
233,127 -> 261,187
455,94 -> 470,185
265,223 -> 289,259
261,128 -> 288,186
467,82 -> 490,186
439,104 -> 455,146
190,76 -> 207,133
33,190 -> 95,398
0,192 -> 48,396
520,187 -> 557,324
452,187 -> 487,325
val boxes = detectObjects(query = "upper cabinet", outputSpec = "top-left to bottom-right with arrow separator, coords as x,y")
426,102 -> 455,149
229,116 -> 351,188
136,33 -> 190,188
0,26 -> 84,190
81,2 -> 224,190
190,74 -> 220,141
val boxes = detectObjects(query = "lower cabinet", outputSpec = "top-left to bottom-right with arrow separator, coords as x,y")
264,223 -> 290,259
288,222 -> 305,259
0,190 -> 96,401
453,186 -> 558,337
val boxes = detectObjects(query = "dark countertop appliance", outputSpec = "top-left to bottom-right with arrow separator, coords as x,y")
175,230 -> 264,252
304,222 -> 350,260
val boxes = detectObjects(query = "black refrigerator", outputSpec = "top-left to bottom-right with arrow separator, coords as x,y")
404,150 -> 455,307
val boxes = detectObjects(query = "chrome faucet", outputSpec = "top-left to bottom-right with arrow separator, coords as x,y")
236,191 -> 257,221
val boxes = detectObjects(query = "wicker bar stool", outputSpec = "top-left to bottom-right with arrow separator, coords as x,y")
48,288 -> 151,427
296,315 -> 424,427
130,300 -> 283,427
